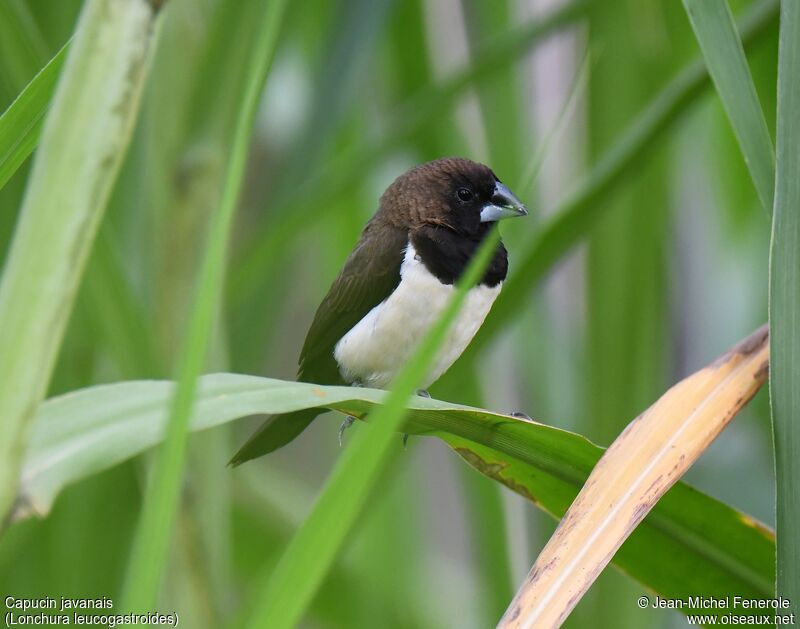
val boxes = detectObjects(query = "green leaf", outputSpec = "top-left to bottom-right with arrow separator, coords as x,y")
682,0 -> 775,214
17,372 -> 775,619
0,43 -> 66,192
0,0 -> 159,524
769,0 -> 800,608
121,0 -> 289,612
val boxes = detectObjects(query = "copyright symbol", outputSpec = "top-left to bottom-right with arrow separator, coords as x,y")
637,596 -> 649,609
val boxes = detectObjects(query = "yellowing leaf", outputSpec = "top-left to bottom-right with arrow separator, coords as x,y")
500,325 -> 769,628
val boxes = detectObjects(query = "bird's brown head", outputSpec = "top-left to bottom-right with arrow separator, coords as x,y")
379,157 -> 527,236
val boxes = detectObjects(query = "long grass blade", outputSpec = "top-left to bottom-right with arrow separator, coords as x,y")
121,0 -> 289,611
769,0 -> 800,609
0,0 -> 160,524
518,46 -> 590,195
0,43 -> 66,192
682,0 -> 775,214
244,228 -> 502,629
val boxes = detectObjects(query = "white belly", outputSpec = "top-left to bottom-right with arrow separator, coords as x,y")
333,242 -> 500,389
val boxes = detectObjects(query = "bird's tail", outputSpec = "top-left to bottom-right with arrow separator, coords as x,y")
229,407 -> 321,466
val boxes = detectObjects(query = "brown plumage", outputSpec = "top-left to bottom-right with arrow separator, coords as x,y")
381,158 -> 499,229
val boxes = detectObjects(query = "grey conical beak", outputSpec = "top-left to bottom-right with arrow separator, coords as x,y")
479,181 -> 528,223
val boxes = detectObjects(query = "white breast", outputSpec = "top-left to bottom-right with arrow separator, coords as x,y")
333,242 -> 501,389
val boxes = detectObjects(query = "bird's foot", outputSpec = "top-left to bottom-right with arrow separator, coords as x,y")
416,389 -> 431,398
402,433 -> 410,449
338,415 -> 356,446
510,411 -> 533,421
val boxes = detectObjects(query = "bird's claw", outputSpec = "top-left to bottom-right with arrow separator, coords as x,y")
402,433 -> 409,449
338,415 -> 356,446
510,411 -> 533,421
416,389 -> 431,398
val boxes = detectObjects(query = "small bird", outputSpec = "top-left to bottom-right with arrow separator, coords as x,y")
231,157 -> 527,465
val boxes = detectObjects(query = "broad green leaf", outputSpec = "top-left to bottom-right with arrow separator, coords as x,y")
769,0 -> 800,607
682,0 -> 775,214
121,0 -> 289,612
17,372 -> 775,620
0,0 -> 159,523
0,43 -> 66,192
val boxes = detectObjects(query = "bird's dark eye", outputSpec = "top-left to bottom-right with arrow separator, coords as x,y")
456,187 -> 473,202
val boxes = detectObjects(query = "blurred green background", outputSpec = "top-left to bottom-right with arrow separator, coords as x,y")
0,0 -> 777,627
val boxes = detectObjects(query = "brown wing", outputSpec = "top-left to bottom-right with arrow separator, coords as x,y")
230,220 -> 407,465
297,221 -> 408,384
